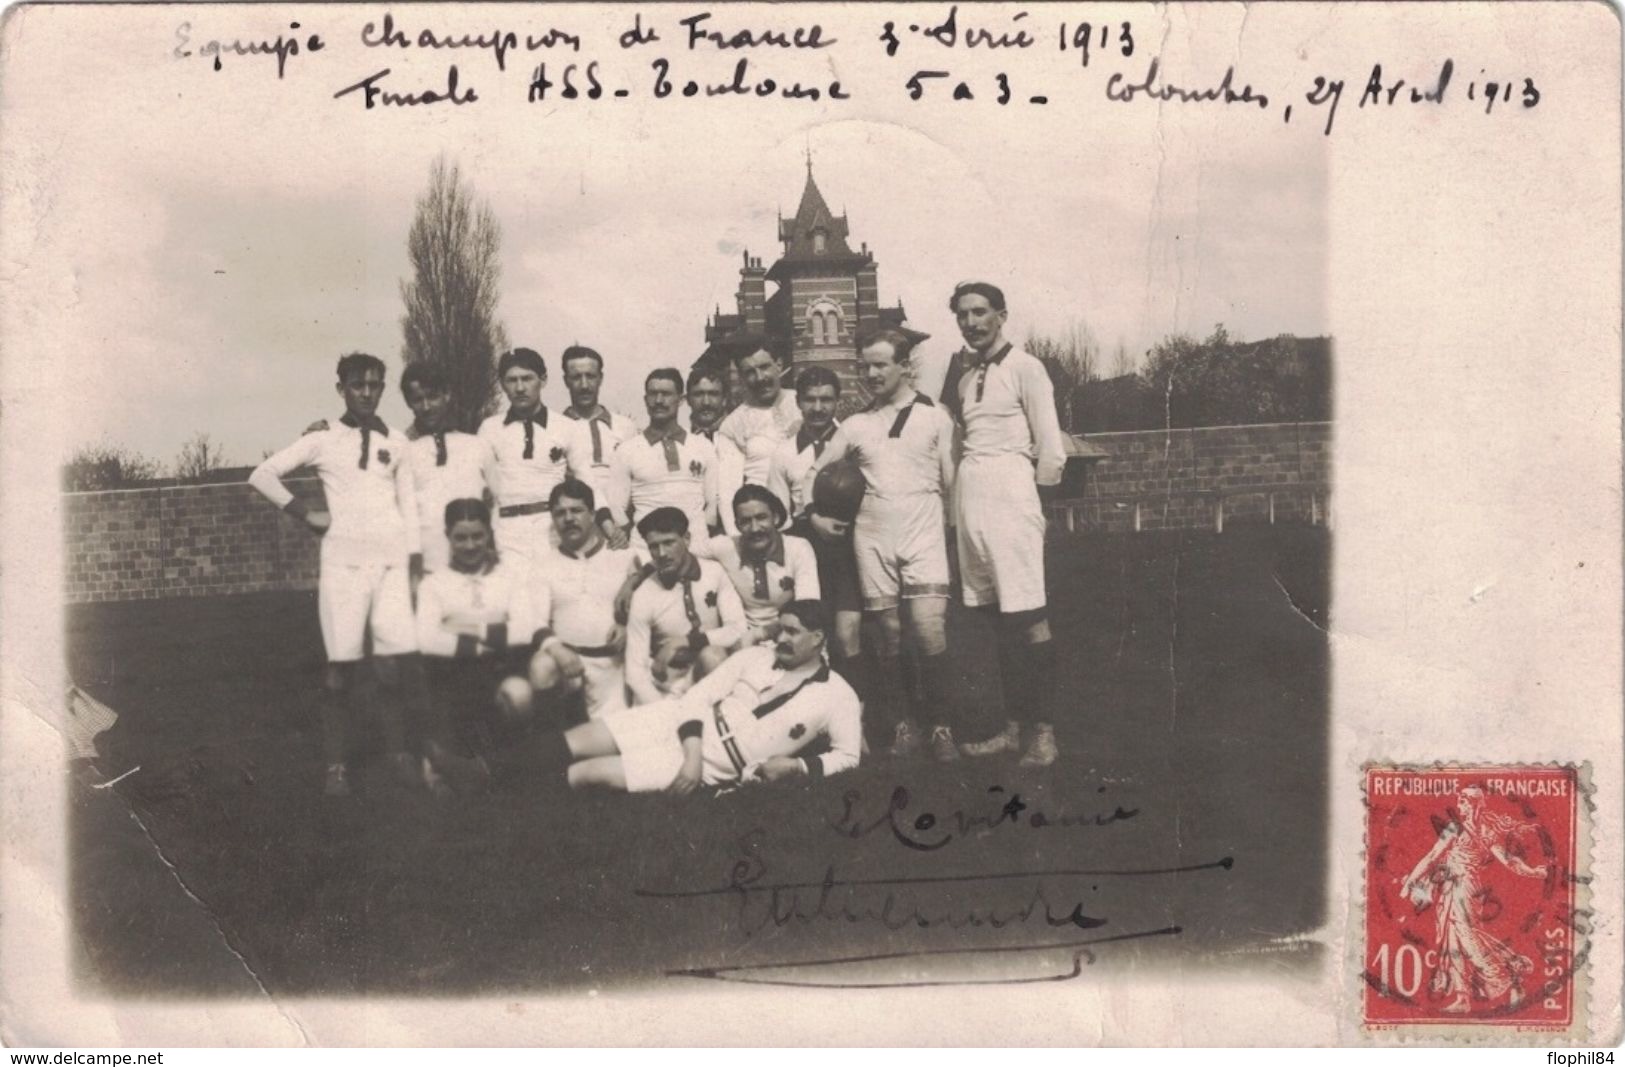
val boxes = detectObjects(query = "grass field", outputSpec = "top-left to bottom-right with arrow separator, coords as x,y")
69,525 -> 1329,995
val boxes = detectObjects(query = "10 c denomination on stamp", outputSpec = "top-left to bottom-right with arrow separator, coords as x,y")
1363,764 -> 1588,1037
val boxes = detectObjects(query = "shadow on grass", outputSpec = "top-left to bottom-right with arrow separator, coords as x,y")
69,525 -> 1329,996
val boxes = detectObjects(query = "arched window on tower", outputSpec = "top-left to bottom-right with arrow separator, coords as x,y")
807,300 -> 844,347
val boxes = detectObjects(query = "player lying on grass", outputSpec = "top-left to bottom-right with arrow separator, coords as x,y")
685,484 -> 820,646
413,498 -> 539,792
426,600 -> 861,794
249,352 -> 432,797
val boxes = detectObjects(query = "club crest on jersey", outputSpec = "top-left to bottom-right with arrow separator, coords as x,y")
779,577 -> 795,592
689,460 -> 704,476
704,590 -> 718,608
789,723 -> 806,740
376,448 -> 391,464
549,445 -> 566,463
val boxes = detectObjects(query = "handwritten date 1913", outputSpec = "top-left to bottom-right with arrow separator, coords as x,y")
830,785 -> 1137,852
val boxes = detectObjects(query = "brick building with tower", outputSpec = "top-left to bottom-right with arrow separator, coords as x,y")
694,164 -> 917,413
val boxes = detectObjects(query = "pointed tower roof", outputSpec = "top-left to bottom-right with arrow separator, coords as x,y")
777,165 -> 853,259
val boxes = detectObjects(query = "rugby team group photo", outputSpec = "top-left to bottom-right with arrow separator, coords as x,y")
252,278 -> 1071,801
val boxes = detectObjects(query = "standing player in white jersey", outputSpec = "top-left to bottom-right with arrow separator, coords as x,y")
765,365 -> 840,521
947,282 -> 1070,767
249,352 -> 426,797
716,346 -> 801,525
460,601 -> 861,794
400,363 -> 490,573
560,345 -> 638,549
526,479 -> 645,720
805,327 -> 962,761
624,507 -> 747,705
607,368 -> 719,550
686,366 -> 744,534
477,347 -> 596,574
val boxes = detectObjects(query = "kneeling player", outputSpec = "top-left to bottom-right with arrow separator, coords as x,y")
526,479 -> 644,719
458,601 -> 860,793
414,499 -> 537,784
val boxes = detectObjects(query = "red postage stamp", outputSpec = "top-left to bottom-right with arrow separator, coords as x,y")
1364,764 -> 1585,1033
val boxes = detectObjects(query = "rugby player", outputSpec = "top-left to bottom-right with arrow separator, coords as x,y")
947,282 -> 1069,767
623,506 -> 746,705
476,347 -> 595,574
690,485 -> 820,646
806,326 -> 961,761
686,365 -> 744,534
459,601 -> 860,794
526,479 -> 645,720
560,344 -> 639,549
249,352 -> 425,797
607,368 -> 720,550
716,345 -> 800,525
400,363 -> 489,573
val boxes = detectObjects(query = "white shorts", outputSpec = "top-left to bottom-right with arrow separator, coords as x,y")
955,456 -> 1048,613
854,500 -> 951,612
600,703 -> 732,793
494,511 -> 556,572
318,561 -> 418,662
577,651 -> 628,719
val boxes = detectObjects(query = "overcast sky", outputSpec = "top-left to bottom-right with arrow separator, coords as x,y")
9,3 -> 1326,469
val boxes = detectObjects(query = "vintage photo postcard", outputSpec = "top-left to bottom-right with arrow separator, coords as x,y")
0,0 -> 1618,1048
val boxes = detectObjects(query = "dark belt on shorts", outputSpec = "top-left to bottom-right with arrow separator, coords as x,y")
498,501 -> 549,518
567,642 -> 619,659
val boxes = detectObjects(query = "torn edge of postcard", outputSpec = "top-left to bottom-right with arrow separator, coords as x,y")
1358,762 -> 1593,1044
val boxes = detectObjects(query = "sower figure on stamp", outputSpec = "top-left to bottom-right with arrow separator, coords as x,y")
805,326 -> 961,761
1398,784 -> 1548,1013
249,353 -> 429,797
945,282 -> 1070,767
560,344 -> 638,550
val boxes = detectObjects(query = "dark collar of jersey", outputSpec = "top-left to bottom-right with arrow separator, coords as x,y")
796,421 -> 836,454
737,531 -> 786,567
558,531 -> 605,560
565,405 -> 611,424
940,351 -> 969,423
967,341 -> 1013,369
751,661 -> 833,719
340,412 -> 388,469
504,405 -> 549,428
655,554 -> 702,589
339,412 -> 389,436
643,423 -> 688,446
880,392 -> 934,438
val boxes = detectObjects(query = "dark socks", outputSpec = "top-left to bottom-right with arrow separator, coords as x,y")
319,688 -> 347,767
918,651 -> 958,731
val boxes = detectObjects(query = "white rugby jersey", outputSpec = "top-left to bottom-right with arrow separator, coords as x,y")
674,645 -> 862,781
477,406 -> 592,508
692,533 -> 821,641
808,391 -> 956,522
955,344 -> 1068,486
531,536 -> 642,653
415,560 -> 536,657
718,390 -> 801,489
765,420 -> 838,519
250,415 -> 419,567
607,426 -> 719,538
563,406 -> 640,510
404,429 -> 489,566
625,556 -> 746,706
